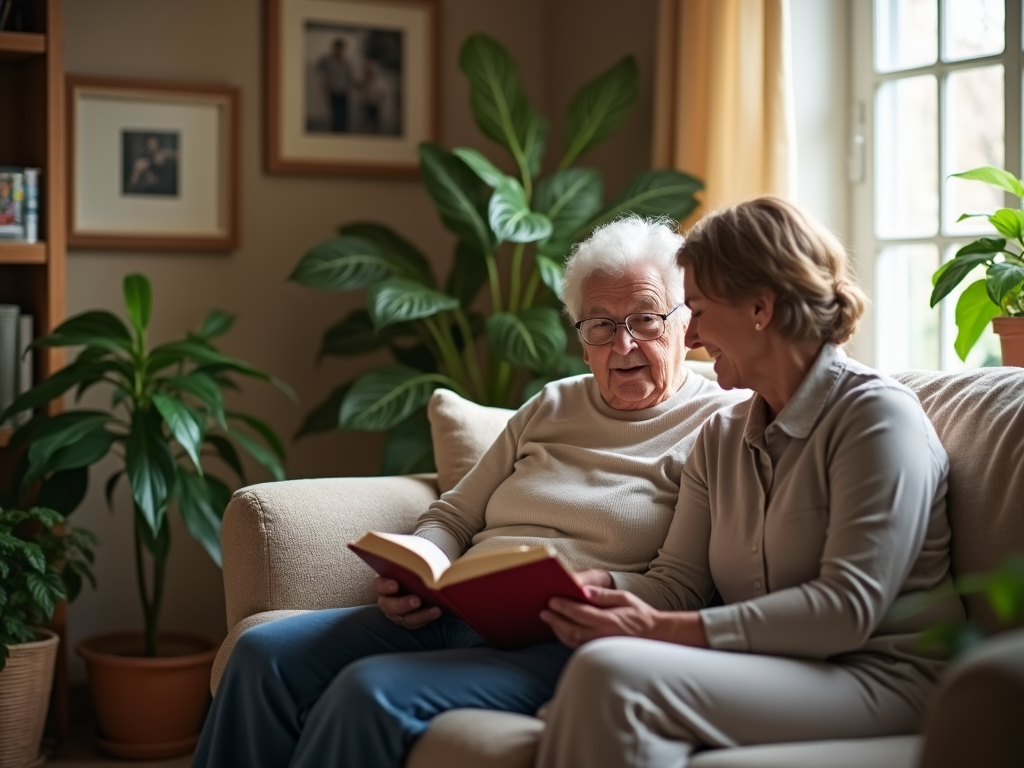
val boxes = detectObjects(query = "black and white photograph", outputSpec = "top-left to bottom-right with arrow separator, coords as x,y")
122,130 -> 179,196
305,23 -> 402,137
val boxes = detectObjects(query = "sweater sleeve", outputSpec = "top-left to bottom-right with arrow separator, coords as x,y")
413,404 -> 530,563
700,387 -> 948,658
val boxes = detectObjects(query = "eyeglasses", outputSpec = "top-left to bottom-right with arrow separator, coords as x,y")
574,306 -> 682,346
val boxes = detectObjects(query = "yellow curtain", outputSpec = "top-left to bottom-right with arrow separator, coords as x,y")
653,0 -> 796,224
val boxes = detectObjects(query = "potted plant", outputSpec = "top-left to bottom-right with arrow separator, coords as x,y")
0,274 -> 292,759
930,166 -> 1024,365
291,33 -> 703,472
0,505 -> 96,768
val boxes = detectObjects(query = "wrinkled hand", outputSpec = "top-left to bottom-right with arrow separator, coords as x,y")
540,586 -> 662,649
373,577 -> 441,630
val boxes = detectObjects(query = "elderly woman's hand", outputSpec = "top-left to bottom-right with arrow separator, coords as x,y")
373,577 -> 442,630
540,586 -> 710,649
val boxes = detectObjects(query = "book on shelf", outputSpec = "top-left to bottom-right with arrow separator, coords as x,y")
0,306 -> 32,429
348,531 -> 591,649
0,166 -> 40,243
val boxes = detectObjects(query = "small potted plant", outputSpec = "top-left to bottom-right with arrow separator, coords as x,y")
0,274 -> 293,759
0,505 -> 96,768
930,166 -> 1024,366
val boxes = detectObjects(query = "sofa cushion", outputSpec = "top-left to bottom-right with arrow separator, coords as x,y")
893,368 -> 1024,632
427,389 -> 515,494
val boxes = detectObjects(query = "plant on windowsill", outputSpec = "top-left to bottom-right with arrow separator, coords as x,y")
0,273 -> 293,759
0,505 -> 97,768
930,166 -> 1024,366
290,33 -> 703,473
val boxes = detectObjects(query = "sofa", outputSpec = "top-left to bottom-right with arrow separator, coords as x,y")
209,365 -> 1024,768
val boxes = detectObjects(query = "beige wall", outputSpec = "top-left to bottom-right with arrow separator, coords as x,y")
62,0 -> 659,681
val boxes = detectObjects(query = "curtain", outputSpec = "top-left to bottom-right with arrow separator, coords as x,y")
653,0 -> 797,223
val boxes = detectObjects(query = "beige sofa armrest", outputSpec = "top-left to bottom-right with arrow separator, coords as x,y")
221,475 -> 440,629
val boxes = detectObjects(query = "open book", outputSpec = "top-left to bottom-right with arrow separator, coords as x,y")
348,531 -> 590,649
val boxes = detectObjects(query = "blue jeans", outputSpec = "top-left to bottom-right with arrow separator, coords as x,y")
191,606 -> 573,768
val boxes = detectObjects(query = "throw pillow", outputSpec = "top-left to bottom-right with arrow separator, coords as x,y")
428,389 -> 515,494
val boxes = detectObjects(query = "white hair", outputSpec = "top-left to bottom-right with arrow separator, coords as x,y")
562,215 -> 687,322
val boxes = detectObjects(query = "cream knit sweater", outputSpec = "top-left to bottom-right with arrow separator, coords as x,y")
415,371 -> 746,580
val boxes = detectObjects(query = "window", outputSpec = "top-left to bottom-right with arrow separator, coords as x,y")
850,0 -> 1020,370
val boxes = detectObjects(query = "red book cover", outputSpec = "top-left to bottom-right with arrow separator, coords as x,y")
348,536 -> 591,649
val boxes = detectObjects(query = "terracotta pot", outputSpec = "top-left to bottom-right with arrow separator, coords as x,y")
0,629 -> 59,768
993,316 -> 1024,367
76,631 -> 219,760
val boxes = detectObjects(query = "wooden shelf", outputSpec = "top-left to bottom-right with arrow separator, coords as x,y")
0,31 -> 46,61
0,241 -> 46,264
0,427 -> 11,448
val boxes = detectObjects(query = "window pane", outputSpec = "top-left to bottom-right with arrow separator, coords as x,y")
875,0 -> 938,72
941,246 -> 1003,369
944,65 -> 1004,235
944,0 -> 1004,61
876,245 -> 942,371
876,76 -> 939,238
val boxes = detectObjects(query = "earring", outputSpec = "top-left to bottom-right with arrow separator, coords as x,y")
755,322 -> 762,330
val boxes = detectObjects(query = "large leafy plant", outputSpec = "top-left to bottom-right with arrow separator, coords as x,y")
0,275 -> 291,656
291,34 -> 703,473
0,505 -> 97,670
930,167 -> 1024,360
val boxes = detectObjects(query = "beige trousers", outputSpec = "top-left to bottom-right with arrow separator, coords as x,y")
534,638 -> 925,768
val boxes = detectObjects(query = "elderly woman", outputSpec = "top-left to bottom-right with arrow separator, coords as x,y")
192,216 -> 745,768
537,198 -> 965,767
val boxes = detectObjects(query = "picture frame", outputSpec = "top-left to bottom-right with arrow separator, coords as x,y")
67,75 -> 240,251
265,0 -> 439,177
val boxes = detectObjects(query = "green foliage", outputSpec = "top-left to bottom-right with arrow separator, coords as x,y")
292,34 -> 703,471
0,275 -> 291,657
0,505 -> 97,671
915,554 -> 1024,658
931,167 -> 1024,361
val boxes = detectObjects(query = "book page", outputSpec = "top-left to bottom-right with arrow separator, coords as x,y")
356,532 -> 452,585
437,545 -> 558,588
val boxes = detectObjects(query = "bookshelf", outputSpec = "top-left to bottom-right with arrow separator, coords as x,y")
0,0 -> 68,736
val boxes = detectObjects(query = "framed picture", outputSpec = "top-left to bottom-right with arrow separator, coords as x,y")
265,0 -> 439,177
67,76 -> 240,251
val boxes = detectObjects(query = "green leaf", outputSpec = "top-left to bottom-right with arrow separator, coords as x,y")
204,434 -> 246,483
289,236 -> 394,290
930,252 -> 999,307
153,394 -> 206,473
125,408 -> 177,537
367,278 -> 460,330
381,409 -> 436,475
489,178 -> 554,243
199,310 -> 236,339
418,142 -> 495,253
390,342 -> 438,373
445,242 -> 490,308
521,354 -> 592,403
339,222 -> 436,287
485,308 -> 567,371
176,469 -> 228,567
587,171 -> 703,234
134,504 -> 170,561
25,425 -> 116,486
457,34 -> 547,177
227,428 -> 286,482
26,572 -> 57,620
953,280 -> 1002,361
26,411 -> 111,472
950,166 -> 1024,198
294,384 -> 349,439
562,56 -> 638,167
986,262 -> 1024,307
988,208 -> 1024,241
226,411 -> 286,463
319,310 -> 406,359
123,274 -> 152,335
35,467 -> 89,517
535,255 -> 565,299
534,168 -> 603,248
104,471 -> 124,510
340,365 -> 450,432
452,147 -> 509,188
32,311 -> 133,355
162,372 -> 226,428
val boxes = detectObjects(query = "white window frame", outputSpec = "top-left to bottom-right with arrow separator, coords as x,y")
848,0 -> 1023,369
